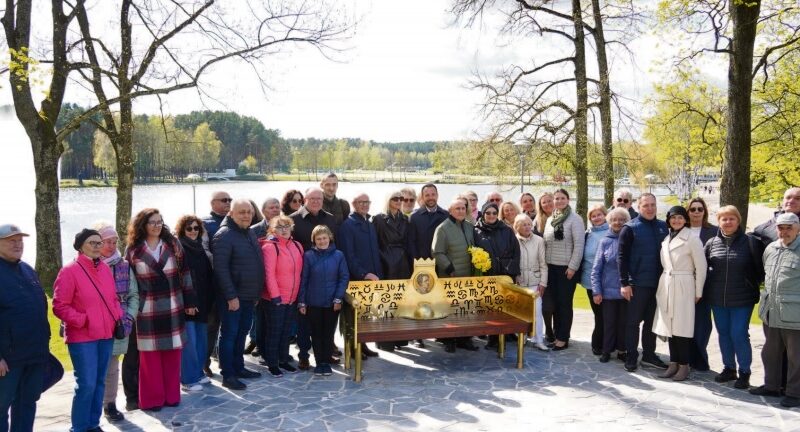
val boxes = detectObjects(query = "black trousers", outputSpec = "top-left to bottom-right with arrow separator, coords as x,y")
307,306 -> 340,366
624,285 -> 657,362
256,299 -> 269,358
121,323 -> 139,405
542,284 -> 555,341
602,299 -> 627,354
668,336 -> 693,365
689,298 -> 712,370
205,297 -> 221,369
548,265 -> 577,342
585,288 -> 604,352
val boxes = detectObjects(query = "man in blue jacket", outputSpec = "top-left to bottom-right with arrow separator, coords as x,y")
213,200 -> 265,390
409,183 -> 449,259
0,224 -> 50,432
617,193 -> 669,372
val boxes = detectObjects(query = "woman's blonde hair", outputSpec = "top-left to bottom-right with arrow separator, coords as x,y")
268,215 -> 294,234
311,224 -> 334,243
587,204 -> 608,223
716,205 -> 741,223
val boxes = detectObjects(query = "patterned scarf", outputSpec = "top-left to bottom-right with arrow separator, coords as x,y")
103,250 -> 134,334
550,204 -> 572,239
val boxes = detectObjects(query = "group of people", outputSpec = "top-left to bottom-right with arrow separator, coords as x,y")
2,177 -> 799,432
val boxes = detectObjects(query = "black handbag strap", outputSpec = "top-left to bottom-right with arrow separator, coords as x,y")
77,260 -> 118,322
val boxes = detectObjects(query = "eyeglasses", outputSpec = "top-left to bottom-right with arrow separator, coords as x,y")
489,198 -> 502,203
185,225 -> 201,232
355,200 -> 371,205
616,198 -> 630,204
291,198 -> 303,204
402,198 -> 415,203
87,241 -> 103,248
147,220 -> 164,226
215,198 -> 233,204
483,211 -> 498,216
390,196 -> 403,202
689,207 -> 705,213
275,225 -> 292,231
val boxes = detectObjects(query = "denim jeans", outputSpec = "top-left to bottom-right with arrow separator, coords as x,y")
68,338 -> 113,432
0,362 -> 44,432
712,305 -> 754,373
218,299 -> 254,378
181,321 -> 208,385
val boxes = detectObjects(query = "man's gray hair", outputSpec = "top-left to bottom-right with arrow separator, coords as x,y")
261,197 -> 279,211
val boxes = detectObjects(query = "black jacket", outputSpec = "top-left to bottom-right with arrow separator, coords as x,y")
0,258 -> 49,368
372,211 -> 413,279
409,206 -> 449,259
473,220 -> 521,277
703,229 -> 764,308
179,236 -> 216,322
752,211 -> 800,249
212,217 -> 265,301
290,207 -> 339,251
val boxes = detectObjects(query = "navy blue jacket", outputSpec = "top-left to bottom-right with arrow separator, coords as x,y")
409,206 -> 449,259
298,246 -> 349,308
213,216 -> 266,301
618,215 -> 668,288
0,258 -> 50,368
338,213 -> 383,280
704,229 -> 763,308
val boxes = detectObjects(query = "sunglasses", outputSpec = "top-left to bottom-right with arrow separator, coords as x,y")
402,198 -> 415,203
689,207 -> 705,213
291,198 -> 302,204
216,198 -> 233,203
490,198 -> 502,203
390,196 -> 403,202
185,225 -> 201,232
616,198 -> 630,204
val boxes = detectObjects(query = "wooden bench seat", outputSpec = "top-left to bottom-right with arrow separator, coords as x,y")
356,311 -> 530,342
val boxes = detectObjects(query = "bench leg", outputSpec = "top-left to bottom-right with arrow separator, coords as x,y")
355,341 -> 363,383
498,334 -> 505,359
517,332 -> 525,369
344,335 -> 351,370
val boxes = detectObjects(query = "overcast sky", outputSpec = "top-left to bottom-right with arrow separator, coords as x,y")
0,0 -> 686,143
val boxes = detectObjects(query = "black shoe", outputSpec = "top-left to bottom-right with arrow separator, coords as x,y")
616,352 -> 627,362
250,349 -> 261,358
624,361 -> 638,372
125,401 -> 139,411
457,339 -> 479,351
545,334 -> 555,344
641,356 -> 668,369
104,403 -> 124,422
416,339 -> 426,348
279,362 -> 298,373
244,340 -> 257,354
781,396 -> 800,408
298,358 -> 310,370
362,344 -> 379,357
165,401 -> 179,408
222,377 -> 247,390
141,406 -> 162,412
551,341 -> 569,351
715,368 -> 738,383
237,368 -> 262,379
690,362 -> 710,372
268,366 -> 283,378
376,342 -> 395,352
445,341 -> 456,353
599,353 -> 611,363
203,366 -> 214,378
749,385 -> 781,397
592,348 -> 602,356
332,345 -> 343,357
734,372 -> 751,389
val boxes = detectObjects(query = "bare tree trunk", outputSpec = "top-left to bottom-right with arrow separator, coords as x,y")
590,0 -> 614,208
721,1 -> 760,225
572,0 -> 589,218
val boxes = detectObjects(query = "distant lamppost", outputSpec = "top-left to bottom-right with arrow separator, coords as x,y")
513,139 -> 532,193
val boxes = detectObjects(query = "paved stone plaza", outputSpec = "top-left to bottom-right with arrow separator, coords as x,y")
34,310 -> 800,431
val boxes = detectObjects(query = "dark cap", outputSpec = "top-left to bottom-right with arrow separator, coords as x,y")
666,206 -> 689,221
73,229 -> 100,251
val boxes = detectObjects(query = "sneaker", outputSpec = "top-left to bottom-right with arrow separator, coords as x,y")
267,366 -> 283,378
715,368 -> 738,383
641,356 -> 668,369
624,361 -> 638,372
734,372 -> 751,389
124,401 -> 139,412
197,376 -> 211,385
599,353 -> 611,363
749,385 -> 781,397
298,358 -> 311,371
279,362 -> 298,373
313,365 -> 325,376
181,383 -> 203,392
104,403 -> 124,422
323,364 -> 333,376
780,396 -> 800,408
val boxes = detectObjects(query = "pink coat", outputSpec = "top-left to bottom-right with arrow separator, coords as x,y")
262,236 -> 303,304
53,253 -> 122,343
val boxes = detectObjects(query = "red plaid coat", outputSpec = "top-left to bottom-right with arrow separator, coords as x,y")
126,240 -> 196,352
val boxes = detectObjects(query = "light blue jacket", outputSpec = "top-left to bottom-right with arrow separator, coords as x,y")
591,231 -> 623,300
581,223 -> 609,289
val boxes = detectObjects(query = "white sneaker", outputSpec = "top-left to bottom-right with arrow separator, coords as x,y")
197,376 -> 211,385
181,383 -> 203,392
533,342 -> 550,351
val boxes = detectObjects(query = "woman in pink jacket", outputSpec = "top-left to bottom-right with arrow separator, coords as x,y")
53,228 -> 122,432
260,215 -> 304,378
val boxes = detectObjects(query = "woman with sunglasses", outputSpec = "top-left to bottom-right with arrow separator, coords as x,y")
126,209 -> 197,411
174,215 -> 215,391
400,187 -> 417,216
281,190 -> 305,216
53,228 -> 122,432
685,197 -> 718,371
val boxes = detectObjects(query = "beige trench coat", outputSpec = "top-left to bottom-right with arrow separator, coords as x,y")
653,228 -> 707,338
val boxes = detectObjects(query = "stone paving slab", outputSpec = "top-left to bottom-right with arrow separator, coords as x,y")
34,310 -> 800,431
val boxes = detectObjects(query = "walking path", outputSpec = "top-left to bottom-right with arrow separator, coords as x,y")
34,309 -> 799,431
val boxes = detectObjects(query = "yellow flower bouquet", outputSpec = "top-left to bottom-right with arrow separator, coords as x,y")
467,246 -> 492,276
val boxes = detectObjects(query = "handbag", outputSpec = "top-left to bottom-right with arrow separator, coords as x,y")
41,352 -> 64,393
77,262 -> 126,340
